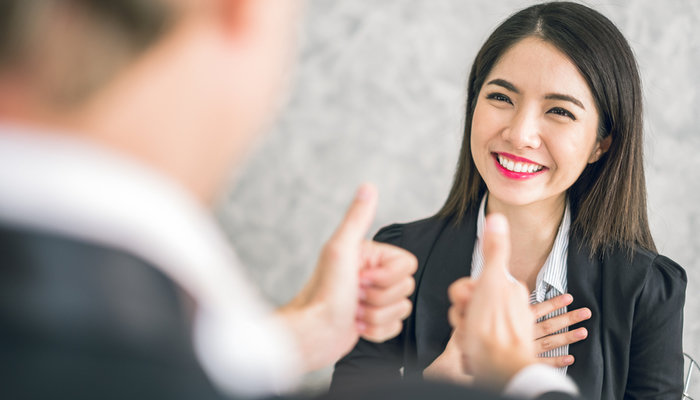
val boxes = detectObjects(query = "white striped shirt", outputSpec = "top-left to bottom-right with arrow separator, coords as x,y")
470,194 -> 571,375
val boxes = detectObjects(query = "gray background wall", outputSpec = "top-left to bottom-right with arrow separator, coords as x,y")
216,0 -> 700,392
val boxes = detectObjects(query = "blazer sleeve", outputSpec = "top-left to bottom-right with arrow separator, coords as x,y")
329,224 -> 407,393
625,255 -> 687,399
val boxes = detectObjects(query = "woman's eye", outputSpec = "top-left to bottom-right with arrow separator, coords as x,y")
486,92 -> 513,104
548,107 -> 576,120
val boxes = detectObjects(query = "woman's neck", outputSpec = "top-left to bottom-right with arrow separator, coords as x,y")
485,193 -> 566,292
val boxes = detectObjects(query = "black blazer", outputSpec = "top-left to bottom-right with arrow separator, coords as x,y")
331,210 -> 687,400
0,223 -> 225,400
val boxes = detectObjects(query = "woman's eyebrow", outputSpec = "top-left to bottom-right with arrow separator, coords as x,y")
486,78 -> 519,93
545,93 -> 586,110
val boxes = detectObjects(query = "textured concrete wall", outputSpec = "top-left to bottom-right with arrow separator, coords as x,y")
216,0 -> 700,392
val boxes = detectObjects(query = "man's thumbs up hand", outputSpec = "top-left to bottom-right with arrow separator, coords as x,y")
279,184 -> 416,372
448,214 -> 537,390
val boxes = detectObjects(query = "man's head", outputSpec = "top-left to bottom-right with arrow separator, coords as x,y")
0,1 -> 174,105
0,0 -> 301,204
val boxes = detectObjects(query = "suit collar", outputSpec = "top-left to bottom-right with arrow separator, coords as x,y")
414,210 -> 478,369
564,232 -> 603,399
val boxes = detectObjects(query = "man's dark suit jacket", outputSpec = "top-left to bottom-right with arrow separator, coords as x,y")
331,209 -> 687,400
0,223 -> 224,400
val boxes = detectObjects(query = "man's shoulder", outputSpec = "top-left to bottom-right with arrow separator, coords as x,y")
0,222 -> 221,398
0,222 -> 193,346
0,222 -> 177,287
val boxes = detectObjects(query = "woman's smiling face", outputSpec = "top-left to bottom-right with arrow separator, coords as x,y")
471,36 -> 609,209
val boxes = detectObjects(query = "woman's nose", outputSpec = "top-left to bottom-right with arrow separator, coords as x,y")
502,108 -> 542,149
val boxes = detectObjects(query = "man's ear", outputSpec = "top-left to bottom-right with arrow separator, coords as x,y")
589,135 -> 612,163
215,0 -> 259,38
216,0 -> 293,41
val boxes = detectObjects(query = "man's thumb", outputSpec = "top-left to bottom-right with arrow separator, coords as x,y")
331,183 -> 378,245
481,213 -> 511,282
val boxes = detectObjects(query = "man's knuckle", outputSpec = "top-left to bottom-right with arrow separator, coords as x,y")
362,326 -> 380,342
364,289 -> 382,305
407,255 -> 418,273
322,242 -> 344,261
365,309 -> 384,325
400,299 -> 413,318
403,278 -> 415,295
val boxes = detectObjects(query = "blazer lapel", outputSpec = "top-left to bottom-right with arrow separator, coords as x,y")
566,232 -> 604,400
411,209 -> 606,398
414,211 -> 477,369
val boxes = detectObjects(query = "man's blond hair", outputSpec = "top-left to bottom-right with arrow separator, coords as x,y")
0,0 -> 174,105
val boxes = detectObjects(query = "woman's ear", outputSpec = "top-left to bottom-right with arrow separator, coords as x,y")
588,135 -> 612,163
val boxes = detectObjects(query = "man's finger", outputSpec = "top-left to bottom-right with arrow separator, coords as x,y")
481,213 -> 511,283
448,303 -> 467,329
448,277 -> 476,305
360,241 -> 417,271
359,276 -> 415,307
359,320 -> 403,343
359,249 -> 417,288
331,183 -> 378,245
357,298 -> 412,326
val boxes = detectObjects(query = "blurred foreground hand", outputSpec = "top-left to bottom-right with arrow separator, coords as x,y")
279,184 -> 417,371
448,213 -> 538,390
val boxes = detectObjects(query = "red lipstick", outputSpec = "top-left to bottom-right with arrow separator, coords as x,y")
492,153 -> 547,180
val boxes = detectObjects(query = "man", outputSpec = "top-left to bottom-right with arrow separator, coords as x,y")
0,1 -> 577,399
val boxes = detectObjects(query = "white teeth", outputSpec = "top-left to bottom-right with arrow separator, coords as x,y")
496,154 -> 543,174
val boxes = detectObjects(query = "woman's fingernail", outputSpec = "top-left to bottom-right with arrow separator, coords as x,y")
564,355 -> 575,365
579,308 -> 592,319
576,328 -> 588,338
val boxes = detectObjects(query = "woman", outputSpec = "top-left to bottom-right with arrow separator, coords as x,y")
330,2 -> 686,399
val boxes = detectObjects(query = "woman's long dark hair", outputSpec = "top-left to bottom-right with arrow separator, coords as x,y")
438,1 -> 655,257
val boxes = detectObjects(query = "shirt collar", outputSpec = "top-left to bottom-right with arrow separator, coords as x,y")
0,124 -> 262,312
474,193 -> 570,301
